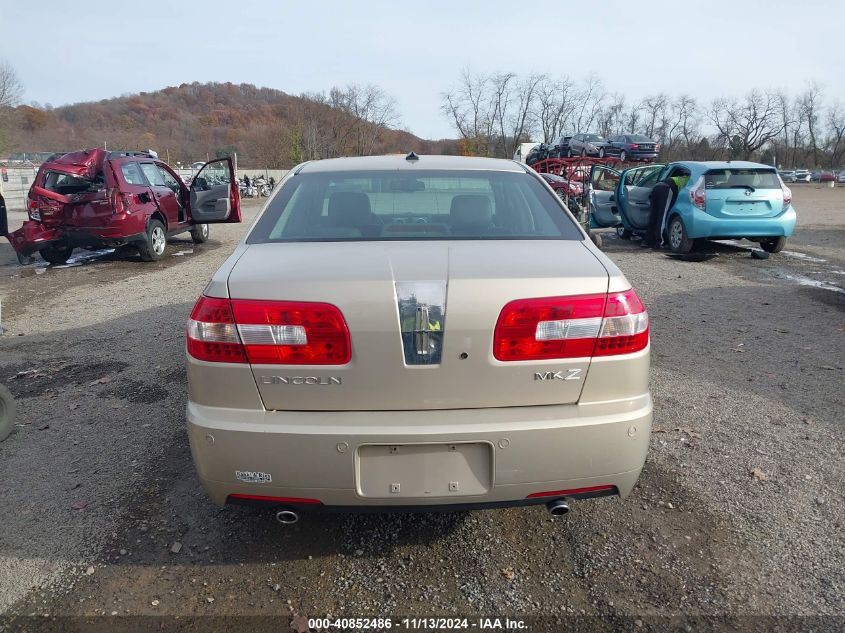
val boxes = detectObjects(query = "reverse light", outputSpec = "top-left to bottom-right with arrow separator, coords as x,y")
690,175 -> 706,210
187,296 -> 351,365
493,289 -> 648,361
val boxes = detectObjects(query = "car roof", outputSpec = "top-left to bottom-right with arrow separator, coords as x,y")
297,154 -> 527,174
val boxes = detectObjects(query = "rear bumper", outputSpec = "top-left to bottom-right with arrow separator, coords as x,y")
682,206 -> 797,239
186,394 -> 652,508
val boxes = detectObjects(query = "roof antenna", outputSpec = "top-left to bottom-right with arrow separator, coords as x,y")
405,151 -> 419,162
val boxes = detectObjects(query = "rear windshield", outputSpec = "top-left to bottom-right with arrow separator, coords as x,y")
629,135 -> 654,143
247,170 -> 581,243
42,170 -> 102,195
704,169 -> 781,190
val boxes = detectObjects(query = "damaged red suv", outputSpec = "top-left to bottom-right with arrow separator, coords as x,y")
3,149 -> 241,265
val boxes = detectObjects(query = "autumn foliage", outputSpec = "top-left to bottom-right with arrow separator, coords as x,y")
7,82 -> 457,167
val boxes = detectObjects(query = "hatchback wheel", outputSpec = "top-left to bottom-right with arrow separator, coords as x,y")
139,219 -> 167,261
190,223 -> 210,244
668,216 -> 694,254
0,383 -> 16,443
616,226 -> 632,240
40,243 -> 74,266
760,237 -> 787,253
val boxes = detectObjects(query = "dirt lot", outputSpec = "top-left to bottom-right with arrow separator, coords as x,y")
0,186 -> 843,631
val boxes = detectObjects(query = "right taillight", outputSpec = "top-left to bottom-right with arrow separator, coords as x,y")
780,179 -> 792,211
493,289 -> 648,361
187,295 -> 351,365
690,175 -> 706,210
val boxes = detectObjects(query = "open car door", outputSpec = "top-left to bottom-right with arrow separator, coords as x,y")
188,158 -> 241,224
588,165 -> 621,228
616,164 -> 665,230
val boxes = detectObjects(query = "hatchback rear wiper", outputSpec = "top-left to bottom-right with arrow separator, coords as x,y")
723,184 -> 756,192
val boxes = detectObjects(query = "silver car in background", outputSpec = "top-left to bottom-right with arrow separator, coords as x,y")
186,155 -> 651,520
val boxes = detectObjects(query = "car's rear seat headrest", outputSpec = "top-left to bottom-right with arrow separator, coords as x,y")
450,194 -> 492,227
328,191 -> 373,227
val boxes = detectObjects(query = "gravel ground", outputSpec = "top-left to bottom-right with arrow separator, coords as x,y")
0,187 -> 842,631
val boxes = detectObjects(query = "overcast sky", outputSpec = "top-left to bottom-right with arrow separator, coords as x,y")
1,0 -> 842,140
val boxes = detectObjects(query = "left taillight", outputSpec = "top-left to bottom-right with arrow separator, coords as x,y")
187,296 -> 247,363
493,289 -> 649,361
187,296 -> 351,365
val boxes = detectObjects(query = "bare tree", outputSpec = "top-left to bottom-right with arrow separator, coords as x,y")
709,90 -> 785,160
797,82 -> 823,165
441,68 -> 494,155
827,102 -> 845,167
534,77 -> 577,142
0,60 -> 23,109
641,93 -> 669,140
572,75 -> 605,133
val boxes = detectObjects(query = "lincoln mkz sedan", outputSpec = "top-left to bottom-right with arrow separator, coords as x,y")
186,154 -> 652,522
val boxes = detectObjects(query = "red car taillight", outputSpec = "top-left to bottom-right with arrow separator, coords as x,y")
630,143 -> 639,150
780,180 -> 792,212
187,296 -> 351,365
493,289 -> 648,361
690,175 -> 706,210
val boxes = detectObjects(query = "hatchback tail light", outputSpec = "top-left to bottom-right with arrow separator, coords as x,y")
780,179 -> 792,211
187,295 -> 351,365
493,289 -> 648,361
690,175 -> 706,210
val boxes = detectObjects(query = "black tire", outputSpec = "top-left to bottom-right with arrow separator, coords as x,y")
598,147 -> 605,158
40,243 -> 74,266
620,150 -> 627,162
138,219 -> 167,262
190,223 -> 210,244
0,383 -> 16,443
589,231 -> 603,249
668,215 -> 695,254
616,226 -> 633,240
760,237 -> 787,253
580,148 -> 586,157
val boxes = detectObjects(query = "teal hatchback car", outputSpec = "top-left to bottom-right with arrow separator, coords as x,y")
589,161 -> 796,253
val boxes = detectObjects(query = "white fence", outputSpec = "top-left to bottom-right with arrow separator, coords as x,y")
1,166 -> 289,211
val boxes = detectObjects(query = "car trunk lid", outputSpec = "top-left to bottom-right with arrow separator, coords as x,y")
702,168 -> 784,219
226,240 -> 610,411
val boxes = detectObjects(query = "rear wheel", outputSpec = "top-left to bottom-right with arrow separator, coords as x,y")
598,147 -> 605,158
190,223 -> 210,244
138,219 -> 167,261
580,148 -> 586,157
620,150 -> 627,162
668,216 -> 694,254
40,243 -> 73,265
0,383 -> 16,443
760,237 -> 786,253
616,226 -> 633,240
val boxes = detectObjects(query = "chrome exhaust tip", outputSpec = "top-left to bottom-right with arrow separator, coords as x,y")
546,499 -> 570,517
275,509 -> 299,525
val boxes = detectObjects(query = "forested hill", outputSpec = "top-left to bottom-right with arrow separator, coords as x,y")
10,82 -> 455,167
